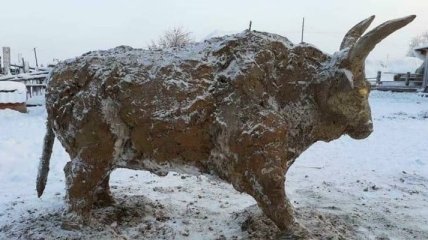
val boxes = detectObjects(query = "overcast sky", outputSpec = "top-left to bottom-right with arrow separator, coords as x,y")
0,0 -> 426,67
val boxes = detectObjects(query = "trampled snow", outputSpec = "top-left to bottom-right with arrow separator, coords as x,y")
0,91 -> 427,239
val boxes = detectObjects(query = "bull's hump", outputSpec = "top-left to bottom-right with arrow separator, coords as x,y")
64,31 -> 294,70
49,30 -> 299,103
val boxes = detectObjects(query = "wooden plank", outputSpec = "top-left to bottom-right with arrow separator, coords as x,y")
405,72 -> 410,86
0,76 -> 48,82
372,86 -> 419,92
25,84 -> 46,87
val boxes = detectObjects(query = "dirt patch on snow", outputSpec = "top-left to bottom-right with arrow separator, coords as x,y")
0,190 -> 393,240
1,170 -> 428,239
0,197 -> 360,240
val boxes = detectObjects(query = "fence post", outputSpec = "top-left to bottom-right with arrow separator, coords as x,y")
405,72 -> 410,86
2,47 -> 11,75
24,61 -> 29,73
376,71 -> 381,85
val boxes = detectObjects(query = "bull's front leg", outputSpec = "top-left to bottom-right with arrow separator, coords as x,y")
243,169 -> 309,239
240,158 -> 295,231
226,121 -> 307,236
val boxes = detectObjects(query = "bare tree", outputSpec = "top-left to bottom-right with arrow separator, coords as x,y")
407,31 -> 428,57
149,27 -> 193,50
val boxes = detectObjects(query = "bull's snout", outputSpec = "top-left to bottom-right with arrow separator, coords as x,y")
346,120 -> 373,139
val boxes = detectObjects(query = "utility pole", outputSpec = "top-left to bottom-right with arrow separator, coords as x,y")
301,17 -> 305,43
34,47 -> 39,69
248,20 -> 252,31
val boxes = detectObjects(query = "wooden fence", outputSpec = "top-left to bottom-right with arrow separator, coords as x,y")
0,71 -> 48,104
368,71 -> 425,92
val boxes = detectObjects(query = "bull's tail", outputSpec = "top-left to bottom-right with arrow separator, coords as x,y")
36,119 -> 55,198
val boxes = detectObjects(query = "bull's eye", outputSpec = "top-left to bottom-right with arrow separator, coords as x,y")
358,88 -> 368,97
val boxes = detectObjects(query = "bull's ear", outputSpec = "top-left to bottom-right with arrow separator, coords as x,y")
340,15 -> 375,50
348,15 -> 416,70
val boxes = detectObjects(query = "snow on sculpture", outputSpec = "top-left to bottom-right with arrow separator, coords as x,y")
36,15 -> 415,233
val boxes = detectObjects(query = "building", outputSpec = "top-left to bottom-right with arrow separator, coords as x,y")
0,81 -> 27,113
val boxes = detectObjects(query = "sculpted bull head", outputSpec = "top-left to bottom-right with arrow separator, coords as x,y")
36,15 -> 415,237
316,15 -> 415,140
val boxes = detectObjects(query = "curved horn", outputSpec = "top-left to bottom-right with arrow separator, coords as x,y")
340,15 -> 375,50
349,15 -> 416,68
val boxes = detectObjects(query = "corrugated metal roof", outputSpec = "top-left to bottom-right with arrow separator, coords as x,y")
0,81 -> 26,103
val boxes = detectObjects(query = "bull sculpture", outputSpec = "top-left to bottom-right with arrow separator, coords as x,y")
37,15 -> 415,233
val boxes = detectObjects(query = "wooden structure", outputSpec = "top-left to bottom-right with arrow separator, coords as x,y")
368,47 -> 428,93
0,81 -> 27,113
369,71 -> 425,92
0,46 -> 49,106
0,72 -> 48,105
368,71 -> 423,92
414,46 -> 428,92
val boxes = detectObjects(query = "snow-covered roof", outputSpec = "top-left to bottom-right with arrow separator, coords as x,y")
0,71 -> 49,81
0,81 -> 27,104
413,45 -> 428,60
414,45 -> 428,52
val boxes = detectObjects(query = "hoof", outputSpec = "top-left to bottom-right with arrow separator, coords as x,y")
62,206 -> 92,225
277,223 -> 310,240
60,213 -> 87,231
94,191 -> 115,208
60,220 -> 81,231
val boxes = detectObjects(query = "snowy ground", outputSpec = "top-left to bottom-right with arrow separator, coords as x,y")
0,91 -> 427,240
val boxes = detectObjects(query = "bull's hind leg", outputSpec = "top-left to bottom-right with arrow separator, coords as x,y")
63,111 -> 116,217
64,157 -> 112,217
93,174 -> 115,207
